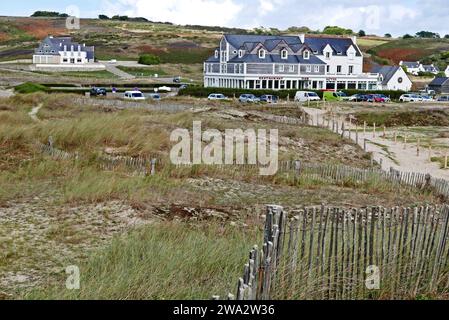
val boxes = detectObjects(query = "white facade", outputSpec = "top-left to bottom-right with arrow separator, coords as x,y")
445,66 -> 449,77
382,67 -> 412,91
33,36 -> 94,65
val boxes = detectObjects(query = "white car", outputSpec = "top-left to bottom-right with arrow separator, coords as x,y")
420,95 -> 434,102
157,86 -> 172,92
208,93 -> 227,100
294,91 -> 321,102
124,91 -> 146,101
399,94 -> 422,102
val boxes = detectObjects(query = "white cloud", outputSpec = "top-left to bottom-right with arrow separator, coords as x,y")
101,0 -> 243,26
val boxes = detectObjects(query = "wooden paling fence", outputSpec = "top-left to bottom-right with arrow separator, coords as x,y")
216,204 -> 449,300
36,140 -> 449,200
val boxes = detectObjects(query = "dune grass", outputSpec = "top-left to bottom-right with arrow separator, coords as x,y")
25,222 -> 260,300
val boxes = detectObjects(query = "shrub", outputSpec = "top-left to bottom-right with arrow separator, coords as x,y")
138,54 -> 161,65
179,86 -> 407,101
14,82 -> 49,94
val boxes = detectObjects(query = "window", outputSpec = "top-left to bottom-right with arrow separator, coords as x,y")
303,50 -> 310,60
238,50 -> 244,58
349,65 -> 354,74
398,77 -> 403,83
306,65 -> 312,72
288,65 -> 295,72
215,50 -> 219,59
281,49 -> 288,60
326,65 -> 330,73
259,49 -> 266,59
337,65 -> 342,73
279,65 -> 285,72
325,52 -> 331,59
314,65 -> 319,73
349,52 -> 355,60
63,58 -> 68,63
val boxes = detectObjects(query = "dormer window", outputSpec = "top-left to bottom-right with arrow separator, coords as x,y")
214,50 -> 219,59
259,49 -> 266,59
281,49 -> 288,60
238,50 -> 244,58
325,52 -> 331,59
303,50 -> 310,60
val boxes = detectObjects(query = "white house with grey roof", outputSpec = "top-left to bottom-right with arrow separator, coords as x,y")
400,61 -> 440,75
33,36 -> 96,66
204,34 -> 381,91
371,65 -> 412,91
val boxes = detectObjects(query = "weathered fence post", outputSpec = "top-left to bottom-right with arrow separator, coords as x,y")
150,158 -> 157,175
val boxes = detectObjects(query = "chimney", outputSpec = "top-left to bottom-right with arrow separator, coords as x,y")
298,34 -> 305,43
351,36 -> 357,44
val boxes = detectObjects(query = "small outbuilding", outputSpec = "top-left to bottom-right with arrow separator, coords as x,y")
428,77 -> 449,94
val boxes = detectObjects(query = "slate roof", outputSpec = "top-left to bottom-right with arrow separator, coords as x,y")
303,37 -> 362,56
429,77 -> 449,86
422,65 -> 439,72
206,34 -> 360,64
35,36 -> 95,59
228,54 -> 325,64
371,65 -> 400,85
402,61 -> 420,68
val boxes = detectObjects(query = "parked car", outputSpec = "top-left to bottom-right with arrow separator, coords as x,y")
179,84 -> 188,90
124,91 -> 146,101
399,94 -> 422,102
157,86 -> 172,92
173,76 -> 181,83
437,96 -> 449,102
348,94 -> 368,102
208,93 -> 227,101
260,95 -> 279,104
239,94 -> 260,103
147,93 -> 161,100
294,91 -> 321,102
420,95 -> 434,102
376,94 -> 391,102
90,87 -> 107,97
323,91 -> 347,101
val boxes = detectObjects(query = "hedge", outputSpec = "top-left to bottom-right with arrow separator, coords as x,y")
178,86 -> 407,101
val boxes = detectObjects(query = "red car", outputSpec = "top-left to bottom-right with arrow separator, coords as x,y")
366,94 -> 387,103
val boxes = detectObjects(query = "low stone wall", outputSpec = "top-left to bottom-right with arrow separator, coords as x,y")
31,63 -> 106,72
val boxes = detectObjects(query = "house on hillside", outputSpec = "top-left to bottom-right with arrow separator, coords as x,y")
399,61 -> 421,75
428,77 -> 449,94
399,61 -> 439,75
422,64 -> 440,74
370,65 -> 412,91
33,36 -> 95,65
204,34 -> 381,91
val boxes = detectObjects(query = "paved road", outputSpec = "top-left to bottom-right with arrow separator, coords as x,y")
104,63 -> 135,80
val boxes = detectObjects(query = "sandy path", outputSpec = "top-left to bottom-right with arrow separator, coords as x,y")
28,104 -> 43,122
302,106 -> 449,179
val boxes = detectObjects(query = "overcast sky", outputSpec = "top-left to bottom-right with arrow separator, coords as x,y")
3,0 -> 449,37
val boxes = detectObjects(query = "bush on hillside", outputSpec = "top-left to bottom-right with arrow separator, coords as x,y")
138,54 -> 161,65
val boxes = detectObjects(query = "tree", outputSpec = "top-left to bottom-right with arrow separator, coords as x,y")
384,33 -> 392,38
98,14 -> 109,20
138,54 -> 161,65
322,26 -> 353,35
31,11 -> 68,18
415,31 -> 440,38
358,30 -> 366,37
444,35 -> 449,39
403,34 -> 414,39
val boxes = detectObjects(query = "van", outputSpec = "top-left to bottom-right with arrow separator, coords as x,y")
323,91 -> 347,101
124,91 -> 146,101
294,91 -> 321,102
